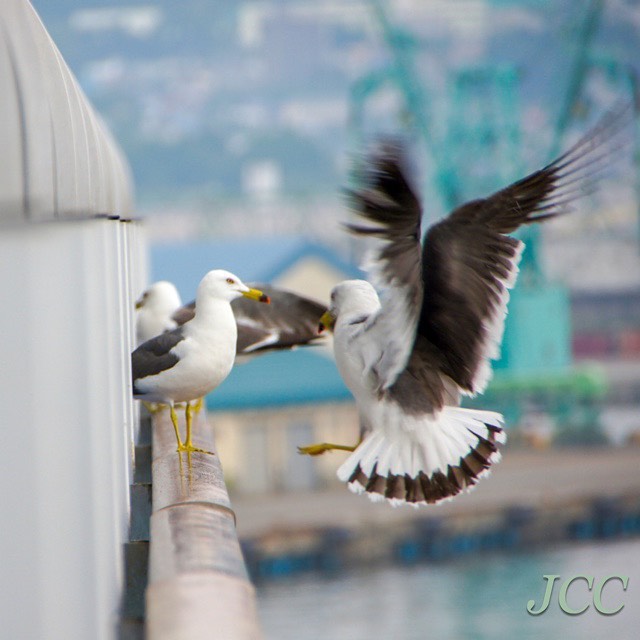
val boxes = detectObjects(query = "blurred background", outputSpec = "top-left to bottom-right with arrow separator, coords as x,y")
32,1 -> 640,638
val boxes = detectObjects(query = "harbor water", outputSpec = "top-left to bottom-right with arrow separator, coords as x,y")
257,539 -> 640,640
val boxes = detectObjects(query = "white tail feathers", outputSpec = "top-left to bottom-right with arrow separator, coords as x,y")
337,406 -> 506,506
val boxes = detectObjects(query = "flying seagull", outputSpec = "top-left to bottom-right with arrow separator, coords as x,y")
136,281 -> 326,357
300,104 -> 631,506
132,269 -> 269,454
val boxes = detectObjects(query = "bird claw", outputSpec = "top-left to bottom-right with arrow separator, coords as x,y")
142,401 -> 165,415
298,443 -> 328,456
298,439 -> 361,455
298,442 -> 352,456
177,444 -> 215,456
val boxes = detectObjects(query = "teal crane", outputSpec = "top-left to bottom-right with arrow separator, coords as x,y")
348,0 -> 453,213
349,0 -> 525,215
346,0 -> 638,435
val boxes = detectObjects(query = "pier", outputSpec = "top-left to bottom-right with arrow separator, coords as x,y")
231,447 -> 640,579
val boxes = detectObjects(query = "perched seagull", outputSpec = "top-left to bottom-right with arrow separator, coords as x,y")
301,105 -> 631,506
131,269 -> 269,454
135,281 -> 181,344
136,281 -> 326,357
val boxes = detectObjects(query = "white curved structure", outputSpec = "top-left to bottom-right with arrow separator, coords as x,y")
0,0 -> 133,220
0,2 -> 143,639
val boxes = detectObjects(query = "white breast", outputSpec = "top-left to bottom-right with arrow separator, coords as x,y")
139,300 -> 239,404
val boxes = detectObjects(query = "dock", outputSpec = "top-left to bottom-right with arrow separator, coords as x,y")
231,446 -> 640,578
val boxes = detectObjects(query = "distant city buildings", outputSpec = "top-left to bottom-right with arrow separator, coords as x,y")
32,0 -> 640,291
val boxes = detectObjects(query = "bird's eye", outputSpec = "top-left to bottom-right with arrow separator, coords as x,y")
226,278 -> 235,284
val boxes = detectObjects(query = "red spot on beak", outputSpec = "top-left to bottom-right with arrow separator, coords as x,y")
260,294 -> 271,304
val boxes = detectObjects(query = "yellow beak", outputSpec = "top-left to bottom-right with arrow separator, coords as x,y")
135,299 -> 144,310
318,310 -> 336,333
242,287 -> 270,303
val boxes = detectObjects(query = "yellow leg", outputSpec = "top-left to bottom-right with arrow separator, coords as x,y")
169,404 -> 184,450
297,441 -> 360,456
179,401 -> 214,455
192,397 -> 204,414
142,401 -> 166,415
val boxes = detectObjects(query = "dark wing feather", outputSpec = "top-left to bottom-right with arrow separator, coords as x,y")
171,285 -> 326,357
346,140 -> 424,390
449,102 -> 631,231
387,336 -> 455,414
418,103 -> 632,396
345,141 -> 423,292
132,328 -> 185,390
233,284 -> 326,355
171,301 -> 195,326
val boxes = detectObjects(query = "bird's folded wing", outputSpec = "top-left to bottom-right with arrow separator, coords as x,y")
172,285 -> 326,356
132,328 -> 185,382
419,102 -> 632,395
233,284 -> 326,354
171,301 -> 196,326
345,141 -> 424,391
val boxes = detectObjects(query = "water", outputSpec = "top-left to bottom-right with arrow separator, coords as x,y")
257,539 -> 640,640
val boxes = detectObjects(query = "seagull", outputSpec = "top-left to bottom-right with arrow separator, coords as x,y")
136,281 -> 326,357
132,269 -> 269,454
135,280 -> 181,344
300,105 -> 631,506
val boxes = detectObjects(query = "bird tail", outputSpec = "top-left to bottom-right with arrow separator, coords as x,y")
336,406 -> 505,506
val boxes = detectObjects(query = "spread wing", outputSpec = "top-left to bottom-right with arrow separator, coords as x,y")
345,141 -> 424,391
417,102 -> 631,398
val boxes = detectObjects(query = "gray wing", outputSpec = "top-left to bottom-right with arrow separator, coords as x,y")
415,102 -> 632,402
233,284 -> 326,355
345,140 -> 424,391
171,284 -> 326,357
132,327 -> 185,390
171,302 -> 195,326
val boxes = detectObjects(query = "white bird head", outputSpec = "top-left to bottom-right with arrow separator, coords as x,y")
197,269 -> 270,304
136,280 -> 182,313
320,280 -> 380,331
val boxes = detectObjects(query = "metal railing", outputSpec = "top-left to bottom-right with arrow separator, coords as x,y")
146,409 -> 263,640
